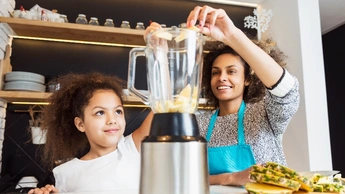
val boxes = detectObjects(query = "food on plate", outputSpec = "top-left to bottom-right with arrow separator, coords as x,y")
245,182 -> 294,194
249,171 -> 301,191
246,162 -> 345,193
264,162 -> 313,191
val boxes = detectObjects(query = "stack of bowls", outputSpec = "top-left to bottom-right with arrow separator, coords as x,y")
3,71 -> 46,92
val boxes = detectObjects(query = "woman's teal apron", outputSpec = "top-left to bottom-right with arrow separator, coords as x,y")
206,101 -> 256,175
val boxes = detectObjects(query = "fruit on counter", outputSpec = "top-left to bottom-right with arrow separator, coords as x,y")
246,162 -> 345,193
245,182 -> 294,194
313,175 -> 344,192
263,162 -> 313,192
249,171 -> 301,191
252,164 -> 285,177
264,162 -> 299,179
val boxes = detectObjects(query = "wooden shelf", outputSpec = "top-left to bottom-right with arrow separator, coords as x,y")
0,17 -> 146,46
0,90 -> 143,104
0,91 -> 212,109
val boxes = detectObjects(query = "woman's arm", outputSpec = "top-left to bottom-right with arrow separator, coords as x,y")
210,167 -> 252,186
186,5 -> 284,88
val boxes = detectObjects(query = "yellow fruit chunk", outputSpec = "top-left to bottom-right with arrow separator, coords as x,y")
188,25 -> 200,32
154,31 -> 173,40
245,182 -> 294,194
175,26 -> 200,43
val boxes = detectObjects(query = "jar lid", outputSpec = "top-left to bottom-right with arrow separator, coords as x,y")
122,21 -> 129,24
137,22 -> 144,25
90,17 -> 98,20
78,14 -> 86,17
106,19 -> 113,22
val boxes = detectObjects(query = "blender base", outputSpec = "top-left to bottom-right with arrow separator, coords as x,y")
139,141 -> 210,194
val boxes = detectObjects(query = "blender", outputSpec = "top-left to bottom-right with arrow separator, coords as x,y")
128,26 -> 209,194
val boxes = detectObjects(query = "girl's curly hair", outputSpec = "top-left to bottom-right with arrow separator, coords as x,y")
203,39 -> 287,108
40,72 -> 125,170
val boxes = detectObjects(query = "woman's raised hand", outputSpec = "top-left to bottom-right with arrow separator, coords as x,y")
186,5 -> 238,43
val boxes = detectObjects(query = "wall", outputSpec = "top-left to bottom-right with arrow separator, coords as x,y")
261,0 -> 333,171
0,0 -> 256,192
322,23 -> 345,174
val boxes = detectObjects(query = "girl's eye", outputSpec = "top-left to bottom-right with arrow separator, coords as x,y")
95,110 -> 105,116
115,109 -> 123,115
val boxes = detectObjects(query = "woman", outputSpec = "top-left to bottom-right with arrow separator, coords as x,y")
145,5 -> 299,186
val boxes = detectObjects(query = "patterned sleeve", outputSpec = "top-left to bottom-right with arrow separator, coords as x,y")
264,69 -> 300,136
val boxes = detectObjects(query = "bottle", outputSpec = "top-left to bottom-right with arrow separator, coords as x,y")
120,21 -> 131,28
41,10 -> 49,21
89,17 -> 99,26
135,22 -> 145,30
104,19 -> 115,27
179,22 -> 187,28
76,14 -> 88,24
60,14 -> 69,23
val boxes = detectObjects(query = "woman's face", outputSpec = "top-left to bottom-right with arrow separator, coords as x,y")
74,89 -> 126,153
210,53 -> 249,103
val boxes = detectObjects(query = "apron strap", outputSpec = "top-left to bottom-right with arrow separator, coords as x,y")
206,109 -> 219,142
237,101 -> 246,145
206,101 -> 246,145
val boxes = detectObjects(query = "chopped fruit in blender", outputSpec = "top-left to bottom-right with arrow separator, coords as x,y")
154,31 -> 173,40
175,26 -> 200,43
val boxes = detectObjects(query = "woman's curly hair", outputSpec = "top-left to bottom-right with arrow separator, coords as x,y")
41,72 -> 125,170
203,39 -> 287,108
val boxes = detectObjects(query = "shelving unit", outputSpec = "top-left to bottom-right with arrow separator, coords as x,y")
0,17 -> 213,109
0,16 -> 146,46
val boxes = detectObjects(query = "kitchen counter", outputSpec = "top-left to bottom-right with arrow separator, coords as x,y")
51,186 -> 247,194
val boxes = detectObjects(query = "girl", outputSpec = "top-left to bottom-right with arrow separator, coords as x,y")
29,72 -> 153,193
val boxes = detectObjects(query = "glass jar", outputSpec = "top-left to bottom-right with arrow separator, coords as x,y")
120,21 -> 131,28
76,14 -> 88,24
104,19 -> 115,27
135,22 -> 145,30
89,17 -> 99,26
179,22 -> 187,28
60,14 -> 68,23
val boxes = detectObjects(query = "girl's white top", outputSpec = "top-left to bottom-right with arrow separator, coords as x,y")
53,134 -> 140,192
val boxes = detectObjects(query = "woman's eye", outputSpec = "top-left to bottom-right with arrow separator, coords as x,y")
228,70 -> 236,74
211,71 -> 219,76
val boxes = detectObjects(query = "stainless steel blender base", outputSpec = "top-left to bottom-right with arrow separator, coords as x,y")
139,141 -> 210,194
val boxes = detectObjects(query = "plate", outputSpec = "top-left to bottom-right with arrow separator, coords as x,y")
299,170 -> 340,178
4,81 -> 46,92
5,71 -> 45,84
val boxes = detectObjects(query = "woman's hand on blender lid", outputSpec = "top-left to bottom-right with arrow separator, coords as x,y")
144,22 -> 163,42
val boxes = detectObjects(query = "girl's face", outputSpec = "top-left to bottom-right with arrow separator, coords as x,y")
210,53 -> 249,103
75,90 -> 126,153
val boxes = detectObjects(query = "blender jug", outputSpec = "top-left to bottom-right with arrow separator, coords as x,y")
128,26 -> 209,194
